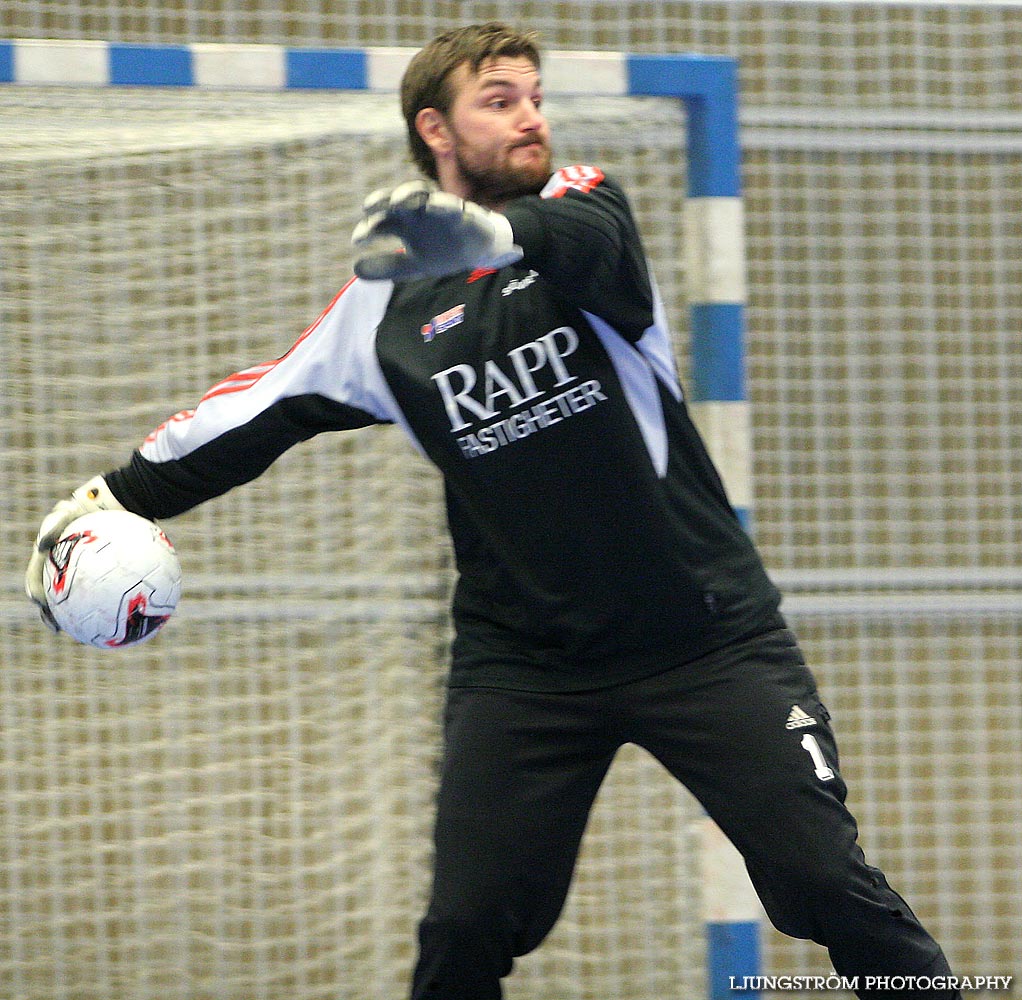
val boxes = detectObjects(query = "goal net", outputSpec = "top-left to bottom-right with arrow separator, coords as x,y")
4,10 -> 1022,995
0,85 -> 705,1000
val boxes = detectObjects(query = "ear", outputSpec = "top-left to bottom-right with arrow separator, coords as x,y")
415,108 -> 452,160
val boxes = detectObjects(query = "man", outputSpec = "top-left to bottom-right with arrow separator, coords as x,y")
27,22 -> 959,1000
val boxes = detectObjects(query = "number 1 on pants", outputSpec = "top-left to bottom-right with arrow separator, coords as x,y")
801,733 -> 835,782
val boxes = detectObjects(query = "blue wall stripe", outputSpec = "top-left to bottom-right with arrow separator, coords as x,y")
109,43 -> 193,86
286,48 -> 367,90
689,304 -> 746,402
708,921 -> 761,999
0,41 -> 13,83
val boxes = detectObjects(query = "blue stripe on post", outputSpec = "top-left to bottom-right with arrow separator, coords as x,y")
286,48 -> 368,90
0,41 -> 13,83
109,43 -> 193,86
732,505 -> 751,534
685,89 -> 741,199
626,54 -> 741,198
708,920 -> 761,999
689,304 -> 746,403
626,52 -> 734,100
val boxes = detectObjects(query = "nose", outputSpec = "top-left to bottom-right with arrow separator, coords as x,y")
518,98 -> 545,133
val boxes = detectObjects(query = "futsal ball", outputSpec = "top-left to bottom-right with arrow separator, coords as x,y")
43,509 -> 182,649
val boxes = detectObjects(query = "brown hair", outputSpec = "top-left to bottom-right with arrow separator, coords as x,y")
401,22 -> 541,180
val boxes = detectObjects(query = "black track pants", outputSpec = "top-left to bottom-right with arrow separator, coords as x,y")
410,628 -> 959,1000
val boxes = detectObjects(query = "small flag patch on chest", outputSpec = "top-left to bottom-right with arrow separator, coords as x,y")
422,303 -> 466,342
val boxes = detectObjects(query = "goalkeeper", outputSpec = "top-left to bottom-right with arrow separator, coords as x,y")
26,22 -> 961,1000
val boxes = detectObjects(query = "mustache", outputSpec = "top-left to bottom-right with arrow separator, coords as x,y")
510,136 -> 548,150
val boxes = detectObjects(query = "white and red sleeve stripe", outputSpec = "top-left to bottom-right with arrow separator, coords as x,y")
139,276 -> 400,464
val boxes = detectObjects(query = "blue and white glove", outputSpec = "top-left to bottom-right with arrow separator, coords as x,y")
24,475 -> 124,632
352,181 -> 523,282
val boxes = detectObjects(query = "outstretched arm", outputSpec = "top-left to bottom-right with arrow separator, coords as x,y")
107,278 -> 395,518
25,275 -> 398,628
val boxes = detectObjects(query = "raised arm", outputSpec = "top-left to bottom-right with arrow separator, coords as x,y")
352,167 -> 655,341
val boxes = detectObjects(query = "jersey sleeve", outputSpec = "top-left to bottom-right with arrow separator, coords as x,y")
106,276 -> 400,520
501,167 -> 656,341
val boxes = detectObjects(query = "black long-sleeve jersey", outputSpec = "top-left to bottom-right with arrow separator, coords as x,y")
107,167 -> 782,691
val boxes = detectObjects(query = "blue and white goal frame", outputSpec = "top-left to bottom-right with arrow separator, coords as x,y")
0,38 -> 758,998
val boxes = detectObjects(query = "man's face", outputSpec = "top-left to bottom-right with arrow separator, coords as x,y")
440,55 -> 552,207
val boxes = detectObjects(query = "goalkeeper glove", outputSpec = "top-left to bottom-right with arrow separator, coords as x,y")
24,475 -> 125,633
352,181 -> 523,282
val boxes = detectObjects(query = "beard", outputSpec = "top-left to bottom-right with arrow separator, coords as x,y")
453,136 -> 552,207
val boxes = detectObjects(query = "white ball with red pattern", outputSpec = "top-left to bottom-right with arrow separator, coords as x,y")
43,509 -> 182,649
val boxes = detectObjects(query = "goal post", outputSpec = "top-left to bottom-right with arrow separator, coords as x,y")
629,55 -> 761,1000
1,38 -> 756,1000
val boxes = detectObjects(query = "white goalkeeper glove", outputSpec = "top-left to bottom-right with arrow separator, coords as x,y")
24,475 -> 125,633
351,180 -> 523,282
